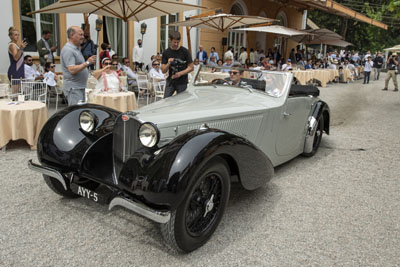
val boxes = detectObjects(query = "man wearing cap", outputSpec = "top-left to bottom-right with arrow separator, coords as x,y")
373,52 -> 384,80
281,59 -> 293,71
382,52 -> 398,91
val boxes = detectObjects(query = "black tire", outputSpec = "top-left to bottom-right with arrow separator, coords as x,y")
161,157 -> 231,253
43,175 -> 80,198
303,115 -> 324,157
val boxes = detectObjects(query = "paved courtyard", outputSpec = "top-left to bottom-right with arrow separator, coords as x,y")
1,77 -> 400,266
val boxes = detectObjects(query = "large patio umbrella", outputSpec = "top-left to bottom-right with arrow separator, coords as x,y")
167,13 -> 277,32
290,28 -> 344,44
384,45 -> 400,52
306,38 -> 353,47
28,0 -> 206,22
235,25 -> 313,38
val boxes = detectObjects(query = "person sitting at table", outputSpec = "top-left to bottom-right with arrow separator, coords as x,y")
212,59 -> 224,72
112,54 -> 123,70
222,57 -> 233,73
314,60 -> 321,69
24,55 -> 43,81
305,59 -> 314,70
92,58 -> 124,93
208,55 -> 217,67
329,59 -> 338,70
121,57 -> 138,86
281,59 -> 293,71
320,58 -> 329,69
149,60 -> 165,82
111,60 -> 122,76
43,62 -> 58,88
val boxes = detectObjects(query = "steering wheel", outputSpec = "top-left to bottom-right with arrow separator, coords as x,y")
211,78 -> 226,85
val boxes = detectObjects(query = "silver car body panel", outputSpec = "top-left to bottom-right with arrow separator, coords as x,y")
135,71 -> 318,167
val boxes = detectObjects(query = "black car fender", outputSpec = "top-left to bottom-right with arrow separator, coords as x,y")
311,100 -> 330,134
37,104 -> 121,171
118,128 -> 274,210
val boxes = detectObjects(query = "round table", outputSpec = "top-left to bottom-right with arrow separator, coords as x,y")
89,91 -> 137,112
0,101 -> 48,150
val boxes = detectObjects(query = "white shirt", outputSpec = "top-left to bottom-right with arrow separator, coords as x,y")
224,50 -> 234,61
249,52 -> 255,63
149,68 -> 165,81
121,65 -> 138,85
43,71 -> 57,86
281,64 -> 292,71
133,45 -> 144,63
95,72 -> 121,93
364,60 -> 373,72
24,64 -> 41,81
328,64 -> 337,70
239,52 -> 248,65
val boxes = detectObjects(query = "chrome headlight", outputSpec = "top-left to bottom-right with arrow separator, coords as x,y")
79,111 -> 97,133
138,122 -> 160,148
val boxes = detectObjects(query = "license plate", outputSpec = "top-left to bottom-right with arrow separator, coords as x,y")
70,184 -> 104,204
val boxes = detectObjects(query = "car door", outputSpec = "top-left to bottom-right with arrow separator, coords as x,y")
275,96 -> 312,157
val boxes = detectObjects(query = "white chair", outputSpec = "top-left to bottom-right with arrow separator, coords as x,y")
21,81 -> 47,103
137,74 -> 150,106
152,79 -> 166,101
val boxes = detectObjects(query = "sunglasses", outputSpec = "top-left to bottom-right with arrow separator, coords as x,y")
103,62 -> 111,65
112,64 -> 118,66
153,64 -> 160,66
50,65 -> 55,68
229,71 -> 239,75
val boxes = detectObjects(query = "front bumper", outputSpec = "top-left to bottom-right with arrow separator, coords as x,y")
28,160 -> 171,224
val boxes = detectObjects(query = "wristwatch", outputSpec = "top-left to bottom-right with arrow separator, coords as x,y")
85,60 -> 90,66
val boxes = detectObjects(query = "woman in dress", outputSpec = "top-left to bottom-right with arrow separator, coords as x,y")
8,27 -> 27,90
92,58 -> 124,93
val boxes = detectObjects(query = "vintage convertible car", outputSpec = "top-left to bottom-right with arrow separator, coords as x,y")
28,65 -> 330,253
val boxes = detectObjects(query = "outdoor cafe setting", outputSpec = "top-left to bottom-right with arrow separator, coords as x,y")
0,0 -> 371,152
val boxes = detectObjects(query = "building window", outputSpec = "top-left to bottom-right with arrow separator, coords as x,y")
20,0 -> 58,52
160,14 -> 178,52
104,17 -> 127,57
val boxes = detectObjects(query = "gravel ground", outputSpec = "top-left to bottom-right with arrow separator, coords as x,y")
1,78 -> 399,266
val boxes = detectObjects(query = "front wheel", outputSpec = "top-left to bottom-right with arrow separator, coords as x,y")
161,157 -> 231,253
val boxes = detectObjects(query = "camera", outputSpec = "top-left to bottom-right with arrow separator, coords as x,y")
170,58 -> 187,75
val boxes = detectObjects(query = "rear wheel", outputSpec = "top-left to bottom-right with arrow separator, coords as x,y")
43,175 -> 79,198
303,115 -> 324,157
161,157 -> 231,252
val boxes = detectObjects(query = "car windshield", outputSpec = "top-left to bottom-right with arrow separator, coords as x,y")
193,65 -> 290,97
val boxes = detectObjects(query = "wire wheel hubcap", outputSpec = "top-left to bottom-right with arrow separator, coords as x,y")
186,173 -> 222,237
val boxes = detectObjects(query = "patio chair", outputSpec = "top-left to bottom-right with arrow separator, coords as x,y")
152,79 -> 166,101
137,74 -> 150,106
21,81 -> 47,103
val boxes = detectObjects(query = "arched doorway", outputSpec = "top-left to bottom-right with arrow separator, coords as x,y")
274,11 -> 288,55
227,1 -> 248,61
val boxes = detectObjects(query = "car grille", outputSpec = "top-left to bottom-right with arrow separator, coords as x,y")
113,113 -> 142,180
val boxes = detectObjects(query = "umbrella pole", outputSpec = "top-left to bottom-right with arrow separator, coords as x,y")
186,26 -> 192,55
246,31 -> 250,60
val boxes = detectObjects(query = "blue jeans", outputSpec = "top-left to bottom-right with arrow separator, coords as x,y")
164,81 -> 187,98
363,71 -> 370,84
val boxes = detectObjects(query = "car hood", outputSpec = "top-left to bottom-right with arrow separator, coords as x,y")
136,86 -> 283,127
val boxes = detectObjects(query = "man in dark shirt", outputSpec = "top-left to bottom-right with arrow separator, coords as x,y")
161,31 -> 194,98
382,52 -> 398,91
373,52 -> 384,81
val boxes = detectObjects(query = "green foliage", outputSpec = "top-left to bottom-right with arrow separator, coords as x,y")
308,0 -> 400,52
